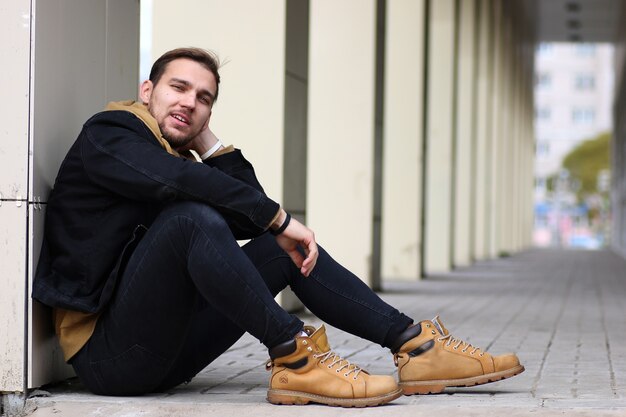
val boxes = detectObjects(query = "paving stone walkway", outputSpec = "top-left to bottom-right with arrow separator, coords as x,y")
24,249 -> 626,416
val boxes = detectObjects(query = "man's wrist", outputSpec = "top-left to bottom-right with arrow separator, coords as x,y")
270,209 -> 288,231
270,212 -> 291,236
200,140 -> 224,160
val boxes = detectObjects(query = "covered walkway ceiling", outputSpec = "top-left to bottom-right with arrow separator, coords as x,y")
527,0 -> 625,43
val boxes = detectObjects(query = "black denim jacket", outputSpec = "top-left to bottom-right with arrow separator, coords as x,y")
33,110 -> 279,313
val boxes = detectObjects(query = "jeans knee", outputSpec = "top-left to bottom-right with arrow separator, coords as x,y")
159,201 -> 230,237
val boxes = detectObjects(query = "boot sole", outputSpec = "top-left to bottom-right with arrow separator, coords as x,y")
400,365 -> 525,395
267,387 -> 403,407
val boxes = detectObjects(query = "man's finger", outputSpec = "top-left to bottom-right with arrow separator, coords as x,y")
300,243 -> 318,276
287,249 -> 304,270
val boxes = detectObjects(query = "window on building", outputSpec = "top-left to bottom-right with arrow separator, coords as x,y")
535,177 -> 547,192
537,43 -> 553,55
574,74 -> 595,90
535,72 -> 551,88
536,141 -> 550,156
572,108 -> 595,124
535,107 -> 551,121
575,43 -> 596,57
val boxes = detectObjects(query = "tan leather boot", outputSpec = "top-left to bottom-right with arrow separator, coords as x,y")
393,316 -> 524,394
266,325 -> 402,407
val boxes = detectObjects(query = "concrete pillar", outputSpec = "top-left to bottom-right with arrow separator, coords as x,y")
452,0 -> 477,267
381,0 -> 426,280
307,0 -> 377,283
473,0 -> 493,260
423,0 -> 457,274
522,38 -> 535,249
487,0 -> 502,258
496,5 -> 512,256
614,7 -> 626,257
0,0 -> 30,394
152,0 -> 306,309
509,23 -> 522,252
613,6 -> 626,257
152,0 -> 287,201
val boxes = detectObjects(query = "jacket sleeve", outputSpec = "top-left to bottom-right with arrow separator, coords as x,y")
80,111 -> 279,236
203,148 -> 266,194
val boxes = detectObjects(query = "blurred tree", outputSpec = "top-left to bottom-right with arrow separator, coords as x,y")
562,131 -> 611,202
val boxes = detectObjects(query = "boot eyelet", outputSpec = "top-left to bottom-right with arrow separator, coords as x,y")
302,340 -> 308,345
431,330 -> 436,335
307,347 -> 312,352
426,324 -> 430,328
328,365 -> 332,369
344,373 -> 349,377
454,346 -> 458,350
336,369 -> 340,373
353,377 -> 357,380
480,353 -> 484,356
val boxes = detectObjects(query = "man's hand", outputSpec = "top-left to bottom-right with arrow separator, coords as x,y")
177,125 -> 221,156
272,211 -> 318,277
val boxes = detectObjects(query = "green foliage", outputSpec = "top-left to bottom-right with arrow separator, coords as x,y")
546,174 -> 557,193
562,132 -> 611,201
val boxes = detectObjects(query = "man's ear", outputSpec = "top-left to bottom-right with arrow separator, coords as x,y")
139,80 -> 153,104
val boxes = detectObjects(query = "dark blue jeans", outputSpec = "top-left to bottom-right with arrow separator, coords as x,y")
71,202 -> 413,395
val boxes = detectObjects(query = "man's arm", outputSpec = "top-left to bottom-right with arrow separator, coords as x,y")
184,126 -> 319,276
81,111 -> 278,235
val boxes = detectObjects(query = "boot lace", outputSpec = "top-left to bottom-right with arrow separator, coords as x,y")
314,350 -> 363,379
437,333 -> 483,355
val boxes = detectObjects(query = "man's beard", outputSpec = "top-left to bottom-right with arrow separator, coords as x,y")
160,124 -> 195,149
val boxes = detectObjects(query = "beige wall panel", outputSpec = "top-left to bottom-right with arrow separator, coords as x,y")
307,0 -> 376,283
152,0 -> 286,201
487,0 -> 502,258
423,0 -> 456,274
0,203 -> 27,392
0,0 -> 30,200
453,0 -> 476,267
381,0 -> 425,280
28,205 -> 74,388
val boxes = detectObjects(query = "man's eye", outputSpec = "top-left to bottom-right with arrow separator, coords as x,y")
172,85 -> 184,91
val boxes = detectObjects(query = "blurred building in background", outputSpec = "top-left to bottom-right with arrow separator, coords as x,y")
533,43 -> 614,248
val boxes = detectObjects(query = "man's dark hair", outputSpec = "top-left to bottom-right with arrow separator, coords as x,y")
149,47 -> 221,102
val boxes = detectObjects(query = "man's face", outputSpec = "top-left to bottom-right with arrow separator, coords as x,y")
140,58 -> 217,149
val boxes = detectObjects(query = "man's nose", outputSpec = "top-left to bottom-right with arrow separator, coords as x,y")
180,92 -> 196,109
